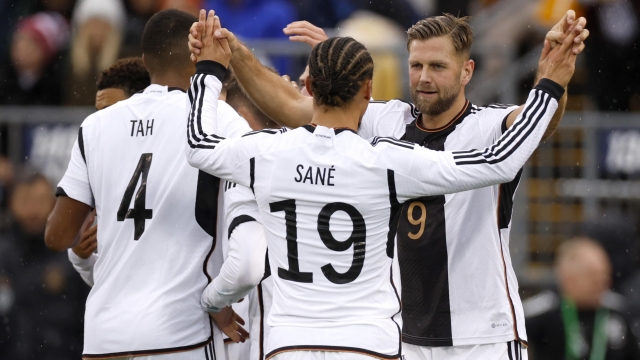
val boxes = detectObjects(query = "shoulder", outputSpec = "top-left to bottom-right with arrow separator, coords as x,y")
523,290 -> 560,319
242,127 -> 289,138
469,103 -> 518,118
369,136 -> 415,150
368,99 -> 419,119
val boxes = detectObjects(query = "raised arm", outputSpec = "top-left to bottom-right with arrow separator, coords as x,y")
391,27 -> 578,199
188,13 -> 313,128
185,12 -> 260,185
388,79 -> 563,200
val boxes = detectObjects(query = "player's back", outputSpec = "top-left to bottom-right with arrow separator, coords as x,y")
248,125 -> 403,358
67,85 -> 217,356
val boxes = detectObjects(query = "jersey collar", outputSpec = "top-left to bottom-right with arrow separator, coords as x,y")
141,84 -> 186,94
415,100 -> 470,133
303,123 -> 357,135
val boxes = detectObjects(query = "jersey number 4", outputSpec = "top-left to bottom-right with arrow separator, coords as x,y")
270,199 -> 366,285
117,153 -> 153,240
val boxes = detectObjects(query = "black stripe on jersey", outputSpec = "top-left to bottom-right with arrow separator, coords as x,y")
242,129 -> 279,137
204,343 -> 210,360
265,345 -> 400,360
398,112 -> 467,346
82,336 -> 212,358
386,170 -> 401,258
371,137 -> 414,149
452,91 -> 543,161
453,93 -> 543,159
78,127 -> 86,163
55,186 -> 67,197
227,215 -> 257,239
195,171 -> 220,237
389,265 -> 403,357
249,157 -> 256,194
257,282 -> 266,360
452,90 -> 550,165
498,169 -> 522,229
507,341 -> 513,360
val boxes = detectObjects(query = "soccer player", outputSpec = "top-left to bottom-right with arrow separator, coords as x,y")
45,9 -> 251,359
189,11 -> 589,359
69,57 -> 151,287
186,11 -> 576,359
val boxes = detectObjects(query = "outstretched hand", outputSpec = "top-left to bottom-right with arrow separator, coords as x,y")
545,10 -> 589,55
209,306 -> 249,343
189,9 -> 240,64
283,21 -> 328,48
537,18 -> 582,89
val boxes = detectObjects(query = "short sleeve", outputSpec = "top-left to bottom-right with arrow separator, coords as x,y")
358,100 -> 415,140
57,127 -> 94,207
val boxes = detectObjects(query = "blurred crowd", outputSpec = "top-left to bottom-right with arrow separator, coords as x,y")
0,0 -> 639,359
0,0 -> 638,109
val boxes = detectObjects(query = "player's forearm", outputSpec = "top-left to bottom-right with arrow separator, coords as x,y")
201,221 -> 267,311
45,196 -> 92,252
231,44 -> 313,128
541,89 -> 567,141
185,61 -> 230,177
447,79 -> 563,190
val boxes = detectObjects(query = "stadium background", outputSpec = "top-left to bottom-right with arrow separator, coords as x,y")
0,0 -> 638,358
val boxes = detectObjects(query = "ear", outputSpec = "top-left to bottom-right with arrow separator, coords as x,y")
460,58 -> 474,86
305,76 -> 313,96
364,79 -> 373,101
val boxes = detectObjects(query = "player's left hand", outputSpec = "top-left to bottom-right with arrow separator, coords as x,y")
72,210 -> 97,259
283,21 -> 328,48
546,10 -> 589,55
195,9 -> 232,68
209,306 -> 249,343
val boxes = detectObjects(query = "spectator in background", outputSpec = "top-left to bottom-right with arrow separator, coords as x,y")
525,237 -> 640,360
67,0 -> 125,105
95,56 -> 150,110
0,169 -> 88,359
586,215 -> 640,344
0,12 -> 69,105
579,0 -> 640,111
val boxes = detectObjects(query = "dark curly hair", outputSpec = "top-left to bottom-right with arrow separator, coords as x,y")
97,57 -> 150,96
308,37 -> 374,108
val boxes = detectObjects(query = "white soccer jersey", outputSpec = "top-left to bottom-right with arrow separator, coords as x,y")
57,84 -> 251,358
360,96 -> 553,347
184,61 -> 562,359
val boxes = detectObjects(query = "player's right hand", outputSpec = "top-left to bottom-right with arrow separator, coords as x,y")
537,21 -> 581,89
73,210 -> 97,259
283,21 -> 328,48
209,306 -> 249,343
189,9 -> 241,64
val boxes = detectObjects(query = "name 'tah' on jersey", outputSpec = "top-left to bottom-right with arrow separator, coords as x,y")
58,85 -> 250,357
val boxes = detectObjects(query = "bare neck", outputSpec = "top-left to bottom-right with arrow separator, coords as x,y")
417,93 -> 468,130
149,71 -> 190,92
311,104 -> 362,132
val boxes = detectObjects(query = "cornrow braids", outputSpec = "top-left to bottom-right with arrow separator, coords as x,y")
308,37 -> 374,108
407,13 -> 473,56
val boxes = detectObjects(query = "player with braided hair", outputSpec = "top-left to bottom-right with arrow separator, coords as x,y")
185,10 -> 576,360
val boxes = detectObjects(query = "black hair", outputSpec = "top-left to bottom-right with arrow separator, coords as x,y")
141,9 -> 197,74
97,57 -> 150,96
308,37 -> 374,107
